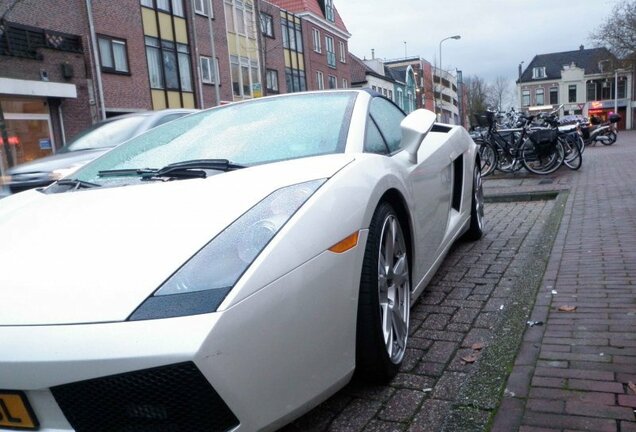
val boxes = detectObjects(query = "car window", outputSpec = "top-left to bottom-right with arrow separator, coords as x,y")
64,116 -> 148,152
364,117 -> 389,155
74,93 -> 356,186
368,97 -> 406,153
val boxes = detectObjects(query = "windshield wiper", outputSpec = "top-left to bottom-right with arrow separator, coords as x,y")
98,159 -> 246,180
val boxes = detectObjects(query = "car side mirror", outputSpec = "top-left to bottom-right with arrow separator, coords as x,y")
401,109 -> 437,164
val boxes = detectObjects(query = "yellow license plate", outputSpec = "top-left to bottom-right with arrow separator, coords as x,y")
0,391 -> 38,430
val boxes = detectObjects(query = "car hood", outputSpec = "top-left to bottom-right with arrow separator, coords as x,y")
8,149 -> 110,175
0,154 -> 354,325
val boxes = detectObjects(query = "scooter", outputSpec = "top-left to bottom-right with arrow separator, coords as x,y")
579,114 -> 620,146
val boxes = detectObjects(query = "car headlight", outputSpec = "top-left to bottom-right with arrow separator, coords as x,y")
129,179 -> 326,320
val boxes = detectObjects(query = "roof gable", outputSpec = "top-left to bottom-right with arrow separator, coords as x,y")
519,47 -> 616,82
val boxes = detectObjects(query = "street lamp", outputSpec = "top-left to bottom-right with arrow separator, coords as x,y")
439,35 -> 461,72
436,35 -> 460,123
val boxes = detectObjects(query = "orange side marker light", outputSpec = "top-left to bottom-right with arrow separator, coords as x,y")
328,232 -> 359,253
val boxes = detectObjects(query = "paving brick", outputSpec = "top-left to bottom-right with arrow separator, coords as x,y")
421,341 -> 458,364
618,394 -> 636,408
534,367 -> 614,381
526,398 -> 564,414
378,389 -> 425,422
491,398 -> 525,432
521,412 -> 617,432
327,399 -> 382,432
564,401 -> 635,421
528,388 -> 616,405
406,400 -> 452,432
568,379 -> 625,393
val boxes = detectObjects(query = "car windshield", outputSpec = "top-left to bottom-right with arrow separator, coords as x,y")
73,92 -> 355,186
62,115 -> 148,152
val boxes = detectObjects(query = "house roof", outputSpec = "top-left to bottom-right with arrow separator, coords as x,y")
519,47 -> 616,83
349,54 -> 398,85
269,0 -> 349,33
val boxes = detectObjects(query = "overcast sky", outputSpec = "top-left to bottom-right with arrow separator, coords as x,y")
337,0 -> 621,84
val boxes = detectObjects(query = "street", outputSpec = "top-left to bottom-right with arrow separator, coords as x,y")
282,133 -> 636,432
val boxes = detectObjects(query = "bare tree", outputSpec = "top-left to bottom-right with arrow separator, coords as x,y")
488,76 -> 511,110
590,1 -> 636,64
464,75 -> 492,127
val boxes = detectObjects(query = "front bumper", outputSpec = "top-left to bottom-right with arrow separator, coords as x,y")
0,239 -> 366,431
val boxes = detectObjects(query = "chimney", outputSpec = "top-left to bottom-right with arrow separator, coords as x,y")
580,45 -> 584,51
371,49 -> 375,60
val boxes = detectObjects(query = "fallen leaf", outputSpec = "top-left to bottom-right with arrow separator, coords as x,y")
558,305 -> 577,312
628,381 -> 636,394
471,342 -> 485,351
461,354 -> 478,364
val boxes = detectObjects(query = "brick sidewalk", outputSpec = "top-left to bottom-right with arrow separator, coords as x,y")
492,133 -> 636,432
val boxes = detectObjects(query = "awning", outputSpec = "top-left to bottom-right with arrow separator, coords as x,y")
0,77 -> 77,99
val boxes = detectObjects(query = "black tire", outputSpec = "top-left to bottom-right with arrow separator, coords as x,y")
520,139 -> 564,175
602,131 -> 617,145
356,202 -> 410,383
463,162 -> 484,241
476,139 -> 497,177
562,135 -> 583,171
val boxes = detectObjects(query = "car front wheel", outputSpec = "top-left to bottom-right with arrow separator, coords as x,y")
464,162 -> 484,241
356,202 -> 410,382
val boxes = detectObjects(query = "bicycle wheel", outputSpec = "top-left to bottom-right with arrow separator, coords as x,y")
561,135 -> 582,170
520,139 -> 565,175
476,139 -> 497,176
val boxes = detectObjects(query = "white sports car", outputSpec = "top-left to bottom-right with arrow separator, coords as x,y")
0,90 -> 483,432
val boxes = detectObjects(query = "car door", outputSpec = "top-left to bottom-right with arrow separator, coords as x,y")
366,97 -> 453,285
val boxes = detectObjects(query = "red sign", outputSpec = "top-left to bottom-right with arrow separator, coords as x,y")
0,136 -> 20,146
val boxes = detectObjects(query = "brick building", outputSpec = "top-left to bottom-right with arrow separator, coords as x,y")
267,0 -> 351,91
0,0 -> 353,177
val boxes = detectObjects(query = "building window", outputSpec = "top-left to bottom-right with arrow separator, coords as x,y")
550,87 -> 558,105
200,56 -> 218,84
312,28 -> 321,53
618,77 -> 627,99
397,88 -> 404,109
388,89 -> 393,100
225,0 -> 255,38
521,90 -> 530,107
535,88 -> 544,106
532,67 -> 546,79
342,78 -> 348,88
324,0 -> 335,22
98,35 -> 129,73
145,36 -> 192,91
338,40 -> 346,63
325,36 -> 335,68
568,84 -> 577,103
316,71 -> 324,90
266,69 -> 279,93
281,18 -> 303,52
260,13 -> 274,38
285,67 -> 306,93
328,75 -> 336,89
231,55 -> 259,97
193,0 -> 211,16
142,0 -> 185,16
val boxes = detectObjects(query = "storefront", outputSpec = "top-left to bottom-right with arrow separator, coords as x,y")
587,100 -> 628,130
0,77 -> 77,179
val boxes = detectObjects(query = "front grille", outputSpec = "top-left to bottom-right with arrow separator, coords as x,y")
51,362 -> 239,432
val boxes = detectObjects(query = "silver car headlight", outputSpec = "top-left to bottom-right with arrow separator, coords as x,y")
129,179 -> 325,320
